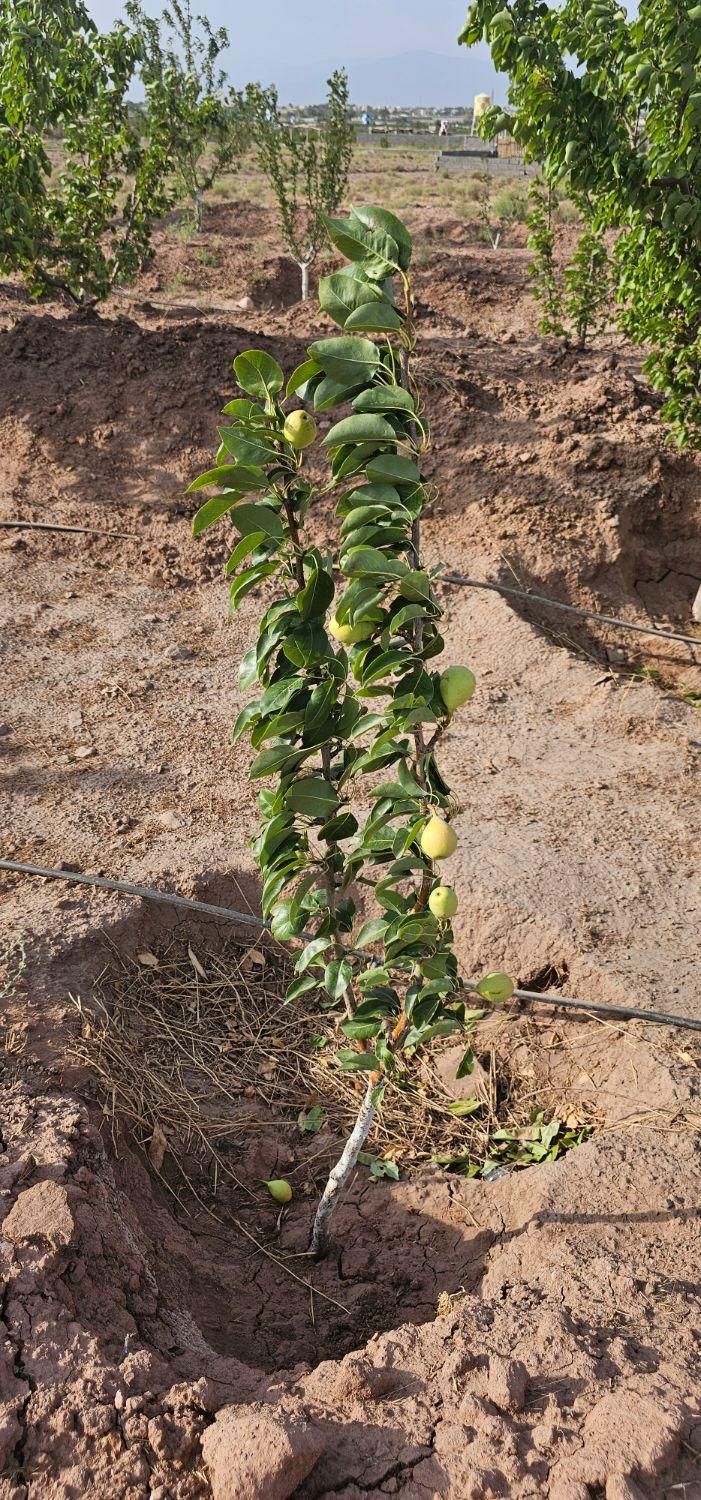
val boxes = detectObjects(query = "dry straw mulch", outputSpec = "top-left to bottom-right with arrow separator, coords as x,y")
69,936 -> 539,1199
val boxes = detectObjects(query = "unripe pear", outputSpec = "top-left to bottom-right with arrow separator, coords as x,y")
328,614 -> 374,646
475,972 -> 515,1003
428,885 -> 458,919
283,409 -> 317,450
265,1178 -> 293,1204
420,816 -> 458,861
439,666 -> 476,712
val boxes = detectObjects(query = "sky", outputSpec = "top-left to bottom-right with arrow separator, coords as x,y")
84,0 -> 503,105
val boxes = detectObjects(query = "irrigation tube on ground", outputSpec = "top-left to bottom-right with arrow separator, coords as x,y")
442,574 -> 701,650
3,859 -> 700,1035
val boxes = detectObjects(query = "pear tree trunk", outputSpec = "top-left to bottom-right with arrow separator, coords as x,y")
309,1079 -> 376,1257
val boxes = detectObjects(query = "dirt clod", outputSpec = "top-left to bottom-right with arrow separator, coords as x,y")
2,1179 -> 74,1248
202,1404 -> 324,1500
486,1354 -> 528,1413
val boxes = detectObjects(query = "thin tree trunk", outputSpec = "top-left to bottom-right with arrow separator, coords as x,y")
194,188 -> 204,233
309,1079 -> 377,1257
299,261 -> 310,301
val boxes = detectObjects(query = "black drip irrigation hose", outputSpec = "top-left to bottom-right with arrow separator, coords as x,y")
3,859 -> 700,1035
442,574 -> 701,650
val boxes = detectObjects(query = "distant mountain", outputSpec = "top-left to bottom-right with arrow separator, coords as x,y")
252,50 -> 505,109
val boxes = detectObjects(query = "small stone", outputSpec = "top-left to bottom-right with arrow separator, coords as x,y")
166,644 -> 195,661
73,745 -> 96,759
237,295 -> 254,310
202,1404 -> 324,1500
157,809 -> 185,830
487,1354 -> 528,1413
67,709 -> 83,731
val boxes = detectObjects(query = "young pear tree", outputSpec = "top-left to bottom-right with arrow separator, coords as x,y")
241,71 -> 353,301
527,179 -> 610,350
460,0 -> 701,446
0,0 -> 173,305
126,0 -> 247,232
191,204 -> 513,1254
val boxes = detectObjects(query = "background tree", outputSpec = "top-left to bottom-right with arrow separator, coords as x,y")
0,0 -> 173,306
191,204 -> 513,1253
527,178 -> 610,350
241,70 -> 354,300
526,176 -> 564,338
127,0 -> 247,232
460,0 -> 701,447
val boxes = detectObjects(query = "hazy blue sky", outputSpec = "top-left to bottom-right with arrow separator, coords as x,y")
84,0 -> 499,103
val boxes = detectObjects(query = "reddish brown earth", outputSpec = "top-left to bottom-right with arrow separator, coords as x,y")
1,197 -> 700,1499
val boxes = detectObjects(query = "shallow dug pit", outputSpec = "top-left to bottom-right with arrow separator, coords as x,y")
62,926 -> 693,1375
3,904 -> 701,1500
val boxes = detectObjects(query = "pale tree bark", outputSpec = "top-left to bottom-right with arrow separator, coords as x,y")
299,260 -> 310,301
309,1079 -> 377,1257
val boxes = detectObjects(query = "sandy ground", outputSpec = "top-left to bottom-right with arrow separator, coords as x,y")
1,190 -> 700,1499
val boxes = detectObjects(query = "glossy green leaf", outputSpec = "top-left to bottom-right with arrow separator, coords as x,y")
287,358 -> 321,396
352,205 -> 413,270
219,428 -> 279,468
285,974 -> 320,1002
336,1050 -> 381,1071
297,561 -> 335,620
191,491 -> 241,536
295,935 -> 332,972
366,454 -> 422,488
354,917 -> 388,948
283,623 -> 331,668
324,413 -> 398,447
455,1046 -> 475,1079
341,1017 -> 381,1039
341,547 -> 408,580
229,502 -> 283,539
220,398 -> 266,422
353,386 -> 415,414
285,776 -> 339,818
318,271 -> 385,328
234,349 -> 284,400
187,464 -> 262,494
344,301 -> 404,332
250,743 -> 305,778
308,336 -> 381,385
324,957 -> 353,1000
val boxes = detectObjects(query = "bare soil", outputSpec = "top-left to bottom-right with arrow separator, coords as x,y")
1,189 -> 700,1499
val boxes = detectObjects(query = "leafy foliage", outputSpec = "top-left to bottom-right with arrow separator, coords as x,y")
127,0 -> 248,232
192,206 -> 510,1222
527,177 -> 610,349
0,0 -> 173,304
434,1114 -> 593,1177
563,228 -> 611,351
526,177 -> 564,338
239,71 -> 354,298
460,0 -> 701,445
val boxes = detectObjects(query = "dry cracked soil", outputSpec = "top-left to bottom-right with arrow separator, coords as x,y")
1,187 -> 700,1500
